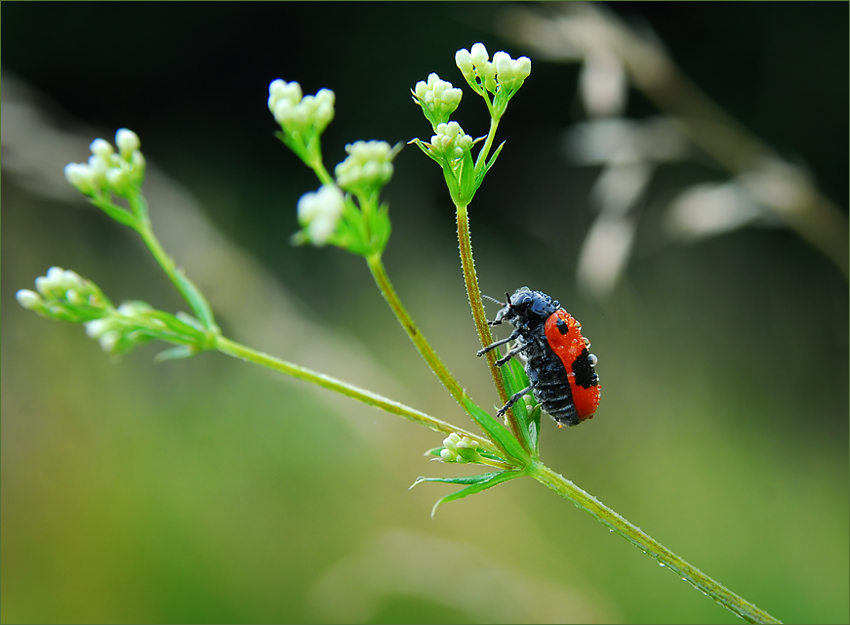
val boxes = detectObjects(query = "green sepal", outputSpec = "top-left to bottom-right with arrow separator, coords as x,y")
411,471 -> 521,518
473,140 -> 505,194
408,137 -> 443,165
424,447 -> 445,458
460,393 -> 529,466
90,198 -> 142,231
155,345 -> 199,362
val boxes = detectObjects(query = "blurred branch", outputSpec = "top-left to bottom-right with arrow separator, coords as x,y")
498,2 -> 848,280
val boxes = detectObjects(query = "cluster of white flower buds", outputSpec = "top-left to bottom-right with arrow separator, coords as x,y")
440,433 -> 481,464
334,140 -> 397,197
296,184 -> 345,246
82,301 -> 157,353
64,129 -> 145,198
412,73 -> 463,130
16,266 -> 111,320
268,79 -> 335,140
430,122 -> 473,161
455,43 -> 531,98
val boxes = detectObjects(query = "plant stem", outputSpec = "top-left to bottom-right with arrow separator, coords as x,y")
136,222 -> 219,333
474,116 -> 500,171
214,335 -> 494,451
530,461 -> 782,624
365,254 -> 467,406
455,204 -> 527,449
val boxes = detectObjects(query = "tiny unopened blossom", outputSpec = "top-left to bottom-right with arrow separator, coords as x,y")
269,79 -> 335,139
430,122 -> 473,161
440,433 -> 480,463
412,73 -> 463,129
115,128 -> 141,158
65,129 -> 145,197
334,141 -> 396,195
296,184 -> 345,246
90,138 -> 114,160
16,289 -> 44,311
455,43 -> 531,115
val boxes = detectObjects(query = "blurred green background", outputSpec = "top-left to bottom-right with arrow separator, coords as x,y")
2,3 -> 847,623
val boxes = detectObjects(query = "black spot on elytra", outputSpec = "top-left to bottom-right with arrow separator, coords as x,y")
572,348 -> 599,388
556,317 -> 569,335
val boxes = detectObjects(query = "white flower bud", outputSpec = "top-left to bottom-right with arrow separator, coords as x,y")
493,51 -> 513,80
98,331 -> 121,353
440,448 -> 456,462
334,141 -> 396,193
105,168 -> 131,196
297,185 -> 345,246
514,56 -> 531,80
85,318 -> 113,338
455,49 -> 474,78
90,138 -> 114,160
268,79 -> 303,112
66,289 -> 84,305
115,128 -> 140,157
16,289 -> 43,310
470,42 -> 489,67
64,163 -> 97,195
46,266 -> 65,282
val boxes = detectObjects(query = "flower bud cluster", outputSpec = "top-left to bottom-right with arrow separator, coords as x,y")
82,301 -> 157,353
440,433 -> 481,464
412,73 -> 463,130
268,79 -> 335,140
430,122 -> 473,161
296,184 -> 345,246
16,266 -> 111,321
64,129 -> 146,198
334,140 -> 397,197
455,43 -> 531,96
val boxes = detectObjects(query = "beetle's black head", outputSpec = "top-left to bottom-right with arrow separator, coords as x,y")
492,287 -> 559,328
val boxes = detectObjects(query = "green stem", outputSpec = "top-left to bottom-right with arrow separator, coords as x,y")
474,116 -> 500,172
214,335 -> 494,451
365,253 -> 467,407
530,462 -> 782,624
136,222 -> 219,333
455,204 -> 528,452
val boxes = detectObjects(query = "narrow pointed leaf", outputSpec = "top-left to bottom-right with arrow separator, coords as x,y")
428,470 -> 521,518
460,393 -> 529,466
473,140 -> 506,193
410,472 -> 504,489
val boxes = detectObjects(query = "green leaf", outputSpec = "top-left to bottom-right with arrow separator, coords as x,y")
410,472 -> 504,488
460,393 -> 529,466
173,269 -> 218,333
416,471 -> 521,518
500,352 -> 536,454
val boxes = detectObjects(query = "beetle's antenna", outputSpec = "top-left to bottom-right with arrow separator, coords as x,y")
482,294 -> 503,305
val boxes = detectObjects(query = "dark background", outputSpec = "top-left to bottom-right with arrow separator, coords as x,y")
2,3 -> 847,623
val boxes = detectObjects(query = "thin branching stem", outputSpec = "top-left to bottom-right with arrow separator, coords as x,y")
366,253 -> 466,405
531,462 -> 782,624
214,335 -> 495,452
455,204 -> 529,452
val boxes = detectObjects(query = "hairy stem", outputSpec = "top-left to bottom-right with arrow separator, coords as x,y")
531,462 -> 782,624
366,254 -> 467,405
455,204 -> 529,452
